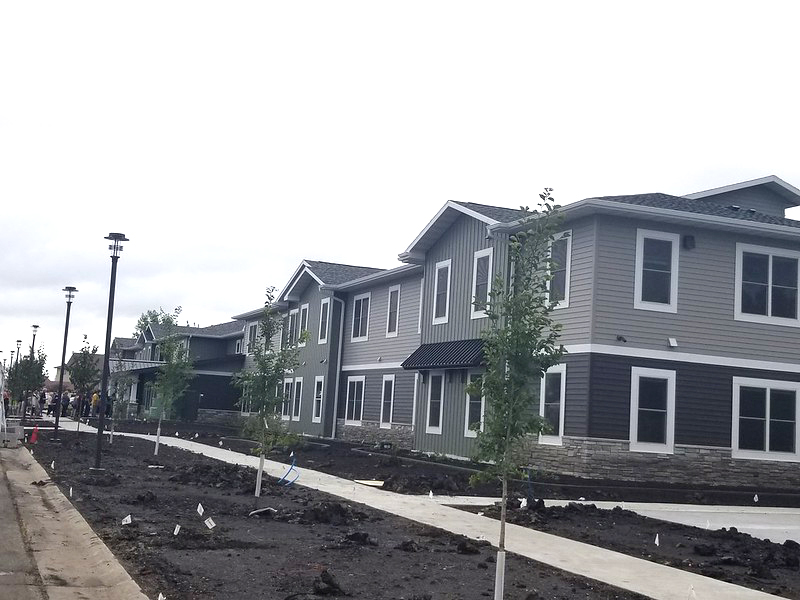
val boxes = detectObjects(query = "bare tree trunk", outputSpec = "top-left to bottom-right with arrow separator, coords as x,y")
494,474 -> 507,600
255,453 -> 265,497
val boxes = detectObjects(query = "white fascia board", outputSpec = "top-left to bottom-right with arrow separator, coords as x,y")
684,175 -> 800,205
402,201 -> 499,257
280,262 -> 325,302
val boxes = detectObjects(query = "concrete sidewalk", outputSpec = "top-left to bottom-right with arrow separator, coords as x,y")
60,422 -> 779,600
0,445 -> 149,600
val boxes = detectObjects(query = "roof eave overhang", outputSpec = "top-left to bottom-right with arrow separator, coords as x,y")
276,261 -> 326,304
684,175 -> 800,207
488,199 -> 800,243
322,263 -> 423,292
400,201 -> 499,262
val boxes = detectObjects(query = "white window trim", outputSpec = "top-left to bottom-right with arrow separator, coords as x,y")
385,284 -> 401,338
426,371 -> 444,435
298,303 -> 309,347
549,231 -> 572,310
471,248 -> 493,320
292,377 -> 303,421
345,375 -> 365,426
734,243 -> 800,327
288,308 -> 299,345
633,229 -> 680,314
432,259 -> 452,325
732,376 -> 800,462
312,376 -> 324,424
318,298 -> 330,344
417,277 -> 424,334
282,378 -> 293,421
351,292 -> 371,342
464,370 -> 485,438
539,364 -> 567,445
247,323 -> 258,355
380,374 -> 395,429
629,366 -> 676,454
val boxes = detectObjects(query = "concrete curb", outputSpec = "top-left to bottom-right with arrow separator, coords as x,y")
4,447 -> 149,600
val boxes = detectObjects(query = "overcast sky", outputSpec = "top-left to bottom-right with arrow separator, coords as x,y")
2,1 -> 800,378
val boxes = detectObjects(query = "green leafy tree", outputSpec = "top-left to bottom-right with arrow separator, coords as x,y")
233,287 -> 303,495
6,349 -> 47,421
133,308 -> 170,338
69,337 -> 100,429
467,189 -> 565,599
153,307 -> 194,455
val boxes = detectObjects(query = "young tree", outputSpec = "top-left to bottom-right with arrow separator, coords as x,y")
153,307 -> 194,455
233,287 -> 303,496
6,349 -> 47,422
69,337 -> 100,432
467,189 -> 565,600
133,308 -> 167,338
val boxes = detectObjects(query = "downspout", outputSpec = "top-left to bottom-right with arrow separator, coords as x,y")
330,296 -> 346,440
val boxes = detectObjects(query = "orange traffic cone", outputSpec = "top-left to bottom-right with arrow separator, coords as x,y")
30,426 -> 39,444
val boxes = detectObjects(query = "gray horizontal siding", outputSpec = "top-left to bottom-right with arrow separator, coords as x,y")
588,353 -> 800,448
698,188 -> 791,218
552,217 -> 595,346
591,215 -> 800,363
341,276 -> 421,366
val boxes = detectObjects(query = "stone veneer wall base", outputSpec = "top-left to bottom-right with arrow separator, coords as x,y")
526,436 -> 800,488
336,419 -> 414,449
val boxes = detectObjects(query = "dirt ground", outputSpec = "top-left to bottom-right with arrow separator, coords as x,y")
31,433 -> 647,600
48,421 -> 800,598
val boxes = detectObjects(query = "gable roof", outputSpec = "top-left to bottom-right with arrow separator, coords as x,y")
147,320 -> 244,341
112,337 -> 138,349
278,259 -> 384,302
684,175 -> 800,207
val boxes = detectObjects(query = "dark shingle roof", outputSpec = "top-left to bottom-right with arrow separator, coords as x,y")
453,201 -> 528,223
149,320 -> 243,340
402,339 -> 484,370
112,337 -> 138,349
595,193 -> 800,229
304,260 -> 385,285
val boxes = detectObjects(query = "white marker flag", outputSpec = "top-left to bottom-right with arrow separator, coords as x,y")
519,498 -> 527,509
204,517 -> 216,529
122,514 -> 132,525
69,487 -> 73,498
173,524 -> 181,536
50,461 -> 55,469
654,534 -> 660,546
754,494 -> 759,503
158,593 -> 166,600
197,503 -> 204,516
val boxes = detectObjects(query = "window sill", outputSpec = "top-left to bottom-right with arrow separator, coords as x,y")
379,423 -> 391,430
464,431 -> 477,439
432,317 -> 448,326
281,415 -> 290,421
344,420 -> 362,427
425,427 -> 442,435
351,337 -> 368,343
633,301 -> 677,314
734,312 -> 800,328
470,311 -> 488,320
539,435 -> 562,446
629,441 -> 673,454
732,449 -> 800,462
385,332 -> 398,339
312,417 -> 321,424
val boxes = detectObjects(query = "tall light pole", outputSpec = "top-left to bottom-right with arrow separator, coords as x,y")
94,233 -> 128,470
30,324 -> 39,360
54,287 -> 77,437
15,340 -> 21,417
15,340 -> 21,365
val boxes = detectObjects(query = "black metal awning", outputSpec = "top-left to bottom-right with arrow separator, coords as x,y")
401,339 -> 484,370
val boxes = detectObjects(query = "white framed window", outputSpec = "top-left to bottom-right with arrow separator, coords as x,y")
549,231 -> 572,309
539,364 -> 566,445
732,377 -> 800,461
464,371 -> 484,438
432,259 -> 452,325
282,379 -> 293,420
634,229 -> 680,313
735,243 -> 800,326
247,324 -> 258,354
345,376 -> 365,425
629,367 -> 675,454
426,372 -> 444,434
471,248 -> 493,319
318,298 -> 330,344
380,374 -> 395,429
288,309 -> 299,345
292,377 -> 303,421
312,376 -> 324,423
385,285 -> 401,338
298,304 -> 309,347
235,339 -> 242,355
351,293 -> 370,342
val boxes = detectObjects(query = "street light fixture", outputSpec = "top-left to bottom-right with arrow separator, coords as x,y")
54,287 -> 77,437
94,233 -> 128,470
15,340 -> 21,365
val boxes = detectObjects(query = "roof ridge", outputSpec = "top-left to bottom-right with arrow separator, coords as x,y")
305,259 -> 385,271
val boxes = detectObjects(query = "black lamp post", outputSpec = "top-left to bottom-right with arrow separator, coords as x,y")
30,324 -> 39,360
94,233 -> 128,470
15,340 -> 21,417
15,340 -> 21,365
54,287 -> 77,437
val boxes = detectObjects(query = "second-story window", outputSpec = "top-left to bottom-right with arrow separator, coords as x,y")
386,285 -> 400,337
471,249 -> 492,319
247,324 -> 257,353
318,298 -> 330,344
549,231 -> 572,308
299,304 -> 309,347
433,259 -> 452,325
634,229 -> 679,313
288,309 -> 299,345
352,292 -> 370,342
736,243 -> 800,324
